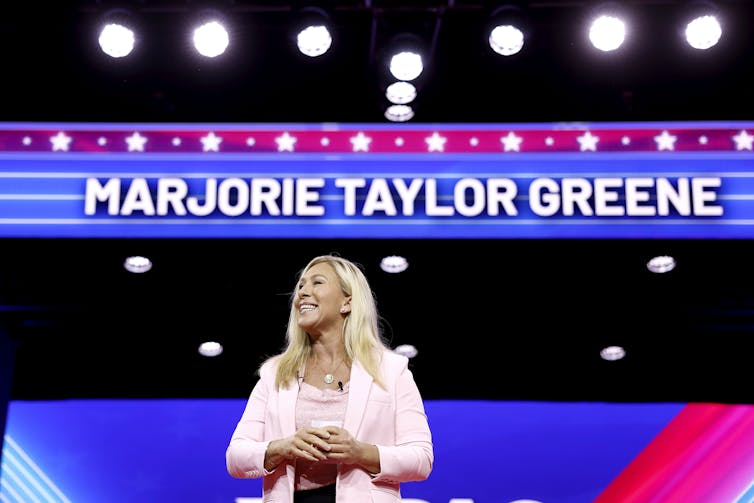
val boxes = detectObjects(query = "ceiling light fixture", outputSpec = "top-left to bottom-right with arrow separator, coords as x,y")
680,1 -> 723,50
384,104 -> 414,122
646,255 -> 676,273
386,81 -> 417,105
393,344 -> 418,359
198,341 -> 223,357
380,255 -> 409,273
587,3 -> 628,52
600,345 -> 626,361
487,5 -> 529,56
123,255 -> 152,273
293,7 -> 333,57
192,10 -> 230,58
98,9 -> 136,58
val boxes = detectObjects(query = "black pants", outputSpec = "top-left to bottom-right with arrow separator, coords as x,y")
293,484 -> 336,503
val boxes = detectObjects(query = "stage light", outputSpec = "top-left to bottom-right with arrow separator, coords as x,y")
97,9 -> 136,58
487,5 -> 529,56
293,7 -> 333,57
587,3 -> 628,52
600,345 -> 626,361
384,104 -> 415,122
685,15 -> 721,49
385,81 -> 417,104
386,33 -> 426,81
123,255 -> 152,274
192,10 -> 230,58
647,255 -> 676,273
198,341 -> 223,357
682,2 -> 722,50
390,51 -> 423,81
380,255 -> 409,273
393,344 -> 418,359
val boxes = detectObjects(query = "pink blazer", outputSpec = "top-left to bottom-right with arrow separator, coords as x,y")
226,350 -> 433,502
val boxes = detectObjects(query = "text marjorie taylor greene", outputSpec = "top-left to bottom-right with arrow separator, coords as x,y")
84,176 -> 723,217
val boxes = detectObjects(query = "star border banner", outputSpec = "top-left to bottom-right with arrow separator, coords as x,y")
0,121 -> 753,239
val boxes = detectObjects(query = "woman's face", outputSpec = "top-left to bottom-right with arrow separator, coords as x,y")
295,262 -> 349,335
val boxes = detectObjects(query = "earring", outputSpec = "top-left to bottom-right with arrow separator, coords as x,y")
340,306 -> 348,313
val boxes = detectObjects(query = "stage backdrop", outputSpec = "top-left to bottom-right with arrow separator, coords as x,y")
3,399 -> 754,503
3,121 -> 754,503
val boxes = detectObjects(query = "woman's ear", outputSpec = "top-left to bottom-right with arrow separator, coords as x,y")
340,297 -> 352,313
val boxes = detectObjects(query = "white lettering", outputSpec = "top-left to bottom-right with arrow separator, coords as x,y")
454,178 -> 486,217
156,178 -> 188,215
625,178 -> 656,216
335,178 -> 366,216
186,178 -> 217,216
561,178 -> 593,216
392,178 -> 423,216
692,177 -> 723,216
486,178 -> 518,216
425,178 -> 454,216
250,178 -> 281,216
85,178 -> 120,215
362,178 -> 397,216
217,178 -> 249,216
121,178 -> 155,215
296,178 -> 324,216
657,178 -> 690,216
529,178 -> 560,216
282,178 -> 295,216
593,178 -> 624,216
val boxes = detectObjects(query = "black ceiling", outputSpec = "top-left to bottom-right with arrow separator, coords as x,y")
3,1 -> 754,404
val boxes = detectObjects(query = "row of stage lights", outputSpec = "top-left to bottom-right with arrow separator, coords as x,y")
97,3 -> 727,122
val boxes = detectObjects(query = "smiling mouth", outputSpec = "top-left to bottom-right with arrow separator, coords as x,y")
299,305 -> 317,313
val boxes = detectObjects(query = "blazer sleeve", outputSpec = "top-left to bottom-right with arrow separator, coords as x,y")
225,361 -> 276,479
372,355 -> 434,483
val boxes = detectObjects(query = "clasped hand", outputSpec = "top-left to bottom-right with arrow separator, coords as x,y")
288,426 -> 363,465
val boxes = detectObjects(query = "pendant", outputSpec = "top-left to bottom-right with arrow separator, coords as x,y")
323,374 -> 335,384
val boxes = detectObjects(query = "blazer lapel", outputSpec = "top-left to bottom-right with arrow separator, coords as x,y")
344,359 -> 373,435
278,368 -> 302,437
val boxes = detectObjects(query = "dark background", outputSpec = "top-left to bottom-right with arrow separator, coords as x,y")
2,0 -> 754,404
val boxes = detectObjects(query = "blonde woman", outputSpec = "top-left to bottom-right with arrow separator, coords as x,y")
226,255 -> 433,503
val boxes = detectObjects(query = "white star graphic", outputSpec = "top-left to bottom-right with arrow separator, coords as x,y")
125,132 -> 148,152
200,132 -> 223,152
50,131 -> 72,151
733,130 -> 754,151
576,131 -> 599,151
172,137 -> 182,146
22,136 -> 31,146
621,136 -> 631,146
500,131 -> 523,152
654,130 -> 677,151
395,137 -> 404,147
470,137 -> 479,147
97,137 -> 107,146
350,132 -> 372,152
545,137 -> 554,146
245,137 -> 255,147
699,136 -> 708,145
425,132 -> 447,152
275,132 -> 297,152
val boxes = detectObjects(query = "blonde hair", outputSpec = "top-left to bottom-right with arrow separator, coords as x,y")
269,255 -> 389,389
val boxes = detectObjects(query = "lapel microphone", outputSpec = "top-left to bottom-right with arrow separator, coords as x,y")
338,381 -> 344,392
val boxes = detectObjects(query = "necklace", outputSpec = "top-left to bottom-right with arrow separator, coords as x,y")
317,358 -> 344,385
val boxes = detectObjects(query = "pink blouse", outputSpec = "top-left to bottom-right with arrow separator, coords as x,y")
294,381 -> 350,491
